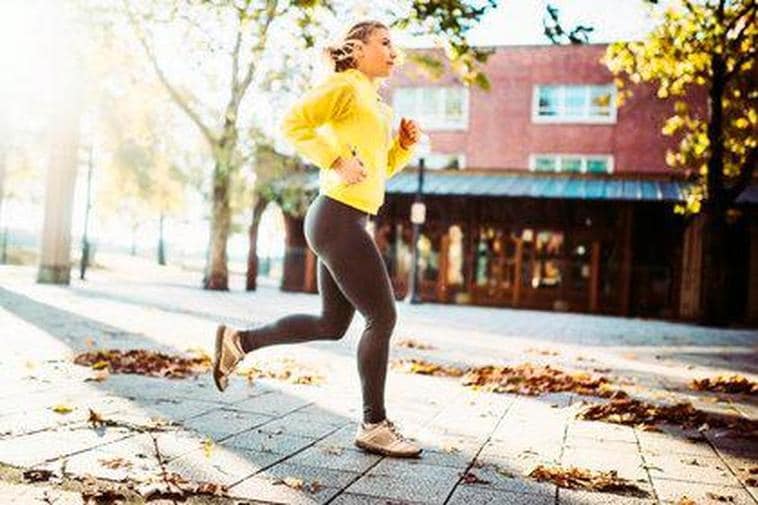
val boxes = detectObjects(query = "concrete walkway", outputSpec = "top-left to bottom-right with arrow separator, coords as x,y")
0,262 -> 755,504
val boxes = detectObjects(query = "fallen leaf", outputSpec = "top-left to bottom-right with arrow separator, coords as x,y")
51,404 -> 73,415
98,457 -> 132,470
705,491 -> 735,502
690,375 -> 757,395
391,358 -> 465,377
23,469 -> 53,482
460,471 -> 490,485
394,339 -> 436,350
528,464 -> 648,496
202,438 -> 214,458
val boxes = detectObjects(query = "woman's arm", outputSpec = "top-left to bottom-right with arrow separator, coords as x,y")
281,77 -> 355,170
386,135 -> 415,179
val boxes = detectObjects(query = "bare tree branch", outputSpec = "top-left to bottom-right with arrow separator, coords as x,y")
121,1 -> 218,146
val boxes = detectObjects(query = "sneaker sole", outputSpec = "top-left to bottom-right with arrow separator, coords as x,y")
212,324 -> 227,392
354,439 -> 422,458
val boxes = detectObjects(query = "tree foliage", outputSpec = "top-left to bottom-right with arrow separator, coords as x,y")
604,0 -> 756,214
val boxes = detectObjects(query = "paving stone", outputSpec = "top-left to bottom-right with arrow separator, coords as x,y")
257,461 -> 360,489
561,446 -> 648,482
0,426 -> 133,467
448,486 -> 555,505
652,477 -> 756,504
164,446 -> 277,486
637,429 -> 717,458
181,409 -> 273,440
330,492 -> 428,504
644,454 -> 742,486
41,434 -> 161,482
0,482 -> 85,505
344,471 -> 457,504
557,488 -> 658,504
232,393 -> 311,416
566,420 -> 638,443
222,429 -> 316,455
466,462 -> 557,496
285,445 -> 381,473
367,460 -> 462,481
230,474 -> 342,504
255,412 -> 346,439
480,437 -> 562,462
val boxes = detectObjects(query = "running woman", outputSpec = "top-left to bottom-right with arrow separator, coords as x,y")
212,20 -> 422,458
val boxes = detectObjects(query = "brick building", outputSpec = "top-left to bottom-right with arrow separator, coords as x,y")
287,43 -> 753,322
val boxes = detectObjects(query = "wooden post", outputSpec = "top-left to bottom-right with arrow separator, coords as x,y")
437,234 -> 450,302
513,238 -> 523,307
619,205 -> 634,316
589,240 -> 600,312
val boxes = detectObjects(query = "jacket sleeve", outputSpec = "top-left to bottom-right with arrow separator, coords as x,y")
280,77 -> 355,170
386,135 -> 415,178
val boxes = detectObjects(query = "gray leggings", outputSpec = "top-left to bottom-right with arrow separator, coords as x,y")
240,194 -> 397,424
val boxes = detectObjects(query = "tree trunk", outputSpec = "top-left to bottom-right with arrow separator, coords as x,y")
281,213 -> 308,292
246,196 -> 268,291
158,212 -> 166,265
699,50 -> 729,326
204,162 -> 232,290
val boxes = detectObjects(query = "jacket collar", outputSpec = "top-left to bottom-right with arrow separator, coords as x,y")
344,68 -> 382,94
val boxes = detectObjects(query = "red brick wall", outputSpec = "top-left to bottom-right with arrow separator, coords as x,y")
384,44 -> 706,176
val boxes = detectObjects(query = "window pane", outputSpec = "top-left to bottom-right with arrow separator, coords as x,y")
589,86 -> 612,117
560,156 -> 582,172
534,156 -> 557,171
586,158 -> 609,173
444,88 -> 463,122
538,86 -> 559,116
564,87 -> 587,117
393,89 -> 415,116
421,88 -> 439,120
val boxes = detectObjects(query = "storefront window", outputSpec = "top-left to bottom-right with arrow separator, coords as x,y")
447,225 -> 465,286
531,231 -> 564,288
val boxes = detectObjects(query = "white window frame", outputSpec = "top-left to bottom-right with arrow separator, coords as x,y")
412,152 -> 466,170
531,84 -> 617,124
529,154 -> 614,174
393,86 -> 469,131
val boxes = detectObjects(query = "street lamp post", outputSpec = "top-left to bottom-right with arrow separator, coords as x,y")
79,145 -> 94,280
406,135 -> 431,304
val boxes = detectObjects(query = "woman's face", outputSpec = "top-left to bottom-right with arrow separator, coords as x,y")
355,27 -> 397,78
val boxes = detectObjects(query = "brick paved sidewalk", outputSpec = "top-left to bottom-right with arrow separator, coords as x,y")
0,264 -> 755,504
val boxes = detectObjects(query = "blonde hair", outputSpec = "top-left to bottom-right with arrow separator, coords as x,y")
324,21 -> 388,73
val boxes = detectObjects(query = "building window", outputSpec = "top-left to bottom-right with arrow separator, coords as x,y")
530,154 -> 614,174
393,87 -> 469,130
411,153 -> 466,170
533,84 -> 616,123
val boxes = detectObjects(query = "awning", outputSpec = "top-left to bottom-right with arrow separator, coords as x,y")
385,171 -> 693,202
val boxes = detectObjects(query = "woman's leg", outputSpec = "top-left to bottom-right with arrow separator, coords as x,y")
238,259 -> 356,352
312,219 -> 397,424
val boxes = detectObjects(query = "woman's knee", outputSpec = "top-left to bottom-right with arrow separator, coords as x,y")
367,304 -> 396,335
318,313 -> 353,340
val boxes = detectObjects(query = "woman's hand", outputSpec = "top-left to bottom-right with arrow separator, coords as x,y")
399,117 -> 421,149
331,154 -> 367,185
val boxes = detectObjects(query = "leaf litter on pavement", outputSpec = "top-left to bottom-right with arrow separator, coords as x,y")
528,465 -> 649,497
392,358 -> 757,437
73,348 -> 211,379
690,374 -> 757,395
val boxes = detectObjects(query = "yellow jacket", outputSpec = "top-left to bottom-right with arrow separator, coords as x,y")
281,68 -> 415,215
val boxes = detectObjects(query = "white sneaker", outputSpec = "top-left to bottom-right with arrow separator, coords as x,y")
212,324 -> 245,392
354,419 -> 422,458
